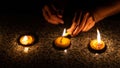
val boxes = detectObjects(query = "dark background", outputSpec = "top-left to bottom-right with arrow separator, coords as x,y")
0,0 -> 120,16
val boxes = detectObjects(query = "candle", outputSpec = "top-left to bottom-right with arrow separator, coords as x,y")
90,29 -> 105,51
54,28 -> 71,49
19,35 -> 35,46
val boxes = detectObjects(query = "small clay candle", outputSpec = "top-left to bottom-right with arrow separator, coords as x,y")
90,29 -> 105,50
19,35 -> 35,46
54,28 -> 71,49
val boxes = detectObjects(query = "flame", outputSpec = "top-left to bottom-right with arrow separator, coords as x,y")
97,29 -> 101,43
62,28 -> 66,36
22,36 -> 28,42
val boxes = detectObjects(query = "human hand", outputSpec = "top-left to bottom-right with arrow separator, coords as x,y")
67,12 -> 95,36
42,4 -> 64,24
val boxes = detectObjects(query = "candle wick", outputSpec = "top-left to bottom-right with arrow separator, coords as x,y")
60,37 -> 63,43
97,43 -> 101,49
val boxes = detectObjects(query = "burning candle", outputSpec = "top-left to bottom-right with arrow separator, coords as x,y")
90,29 -> 105,50
19,35 -> 35,46
54,28 -> 71,49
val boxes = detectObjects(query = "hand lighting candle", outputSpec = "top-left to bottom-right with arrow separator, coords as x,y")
19,35 -> 35,46
54,28 -> 71,49
90,29 -> 105,51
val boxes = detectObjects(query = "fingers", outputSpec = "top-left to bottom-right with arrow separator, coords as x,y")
73,12 -> 89,36
71,12 -> 82,36
42,8 -> 59,24
67,22 -> 76,34
42,5 -> 64,24
51,15 -> 64,24
82,16 -> 95,31
44,5 -> 52,17
67,12 -> 95,37
67,13 -> 78,34
57,14 -> 63,18
42,6 -> 57,24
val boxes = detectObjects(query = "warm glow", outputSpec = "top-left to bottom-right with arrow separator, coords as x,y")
23,36 -> 28,42
54,28 -> 70,49
21,35 -> 29,45
64,49 -> 67,53
62,28 -> 66,36
24,47 -> 29,53
20,35 -> 34,45
90,29 -> 105,51
97,29 -> 101,43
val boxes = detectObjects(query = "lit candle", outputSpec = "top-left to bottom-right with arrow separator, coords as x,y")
19,35 -> 35,46
90,29 -> 105,50
54,28 -> 71,49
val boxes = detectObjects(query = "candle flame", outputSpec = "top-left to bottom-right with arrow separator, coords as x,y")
97,29 -> 101,43
23,36 -> 28,42
62,28 -> 66,36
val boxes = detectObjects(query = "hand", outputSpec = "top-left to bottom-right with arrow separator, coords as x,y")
42,4 -> 64,24
67,12 -> 95,36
